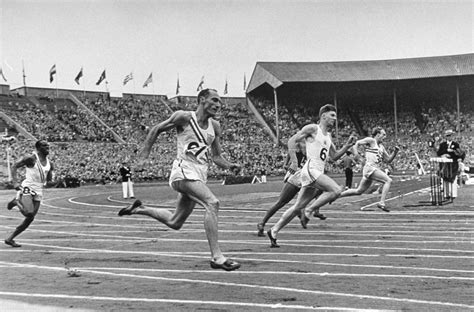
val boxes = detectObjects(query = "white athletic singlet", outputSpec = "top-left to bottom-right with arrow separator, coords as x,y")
363,142 -> 386,178
169,111 -> 216,185
21,152 -> 51,198
300,125 -> 332,186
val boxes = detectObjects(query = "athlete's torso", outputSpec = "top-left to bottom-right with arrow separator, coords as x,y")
176,111 -> 215,165
305,124 -> 331,171
22,152 -> 51,192
364,141 -> 385,168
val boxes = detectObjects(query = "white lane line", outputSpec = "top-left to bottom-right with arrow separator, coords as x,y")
0,263 -> 472,309
359,187 -> 430,210
0,224 -> 471,242
46,266 -> 474,281
43,197 -> 474,216
0,291 -> 380,311
8,242 -> 474,260
2,253 -> 472,275
1,264 -> 473,281
15,238 -> 474,245
2,214 -> 473,234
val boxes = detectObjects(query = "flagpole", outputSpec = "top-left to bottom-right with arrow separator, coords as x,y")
133,72 -> 136,96
152,73 -> 156,103
22,60 -> 27,96
55,66 -> 59,99
82,66 -> 86,99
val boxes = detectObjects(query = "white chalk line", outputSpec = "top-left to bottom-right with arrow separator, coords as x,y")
0,262 -> 472,282
0,291 -> 386,311
40,193 -> 474,216
0,262 -> 472,309
0,224 -> 472,244
6,242 -> 474,261
14,237 -> 474,245
43,266 -> 474,281
1,213 -> 473,234
22,210 -> 474,229
7,234 -> 474,254
2,251 -> 472,275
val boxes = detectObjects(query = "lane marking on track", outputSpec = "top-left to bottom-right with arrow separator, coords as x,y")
2,252 -> 472,275
4,242 -> 474,260
1,263 -> 473,281
35,266 -> 474,281
360,187 -> 431,210
0,224 -> 472,243
14,237 -> 474,244
0,291 -> 390,311
0,263 -> 473,309
38,200 -> 474,216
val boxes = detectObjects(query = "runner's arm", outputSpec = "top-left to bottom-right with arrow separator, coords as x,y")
9,155 -> 35,187
384,146 -> 400,163
330,134 -> 357,161
138,111 -> 190,159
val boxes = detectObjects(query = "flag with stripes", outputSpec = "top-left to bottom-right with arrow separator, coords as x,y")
0,67 -> 7,82
96,70 -> 106,85
196,75 -> 204,91
142,73 -> 153,88
74,68 -> 83,85
123,72 -> 133,86
49,64 -> 56,83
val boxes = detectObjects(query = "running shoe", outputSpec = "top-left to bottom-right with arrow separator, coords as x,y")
5,239 -> 21,248
210,259 -> 241,271
376,203 -> 390,212
300,213 -> 310,229
313,211 -> 327,220
118,199 -> 142,216
267,229 -> 280,248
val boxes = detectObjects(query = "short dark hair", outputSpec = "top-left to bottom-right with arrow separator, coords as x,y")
371,127 -> 384,137
319,104 -> 336,118
35,140 -> 48,149
197,88 -> 218,104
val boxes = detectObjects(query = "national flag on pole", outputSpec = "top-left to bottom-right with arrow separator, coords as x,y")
176,76 -> 180,95
123,72 -> 133,86
224,79 -> 228,95
0,67 -> 7,82
49,64 -> 57,83
74,68 -> 83,85
96,70 -> 106,85
196,75 -> 204,91
243,73 -> 247,90
142,72 -> 153,88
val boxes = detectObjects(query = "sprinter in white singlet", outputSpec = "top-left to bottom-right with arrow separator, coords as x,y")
340,127 -> 399,212
118,89 -> 241,271
267,104 -> 357,247
5,140 -> 54,248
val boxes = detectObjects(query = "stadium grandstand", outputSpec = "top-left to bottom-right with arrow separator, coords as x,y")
0,53 -> 473,187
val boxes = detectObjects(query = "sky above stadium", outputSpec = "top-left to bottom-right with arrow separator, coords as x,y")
0,0 -> 473,98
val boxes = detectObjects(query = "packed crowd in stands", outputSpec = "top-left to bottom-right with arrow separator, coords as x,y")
0,92 -> 472,186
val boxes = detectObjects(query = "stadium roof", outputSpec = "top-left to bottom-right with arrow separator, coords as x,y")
247,53 -> 474,93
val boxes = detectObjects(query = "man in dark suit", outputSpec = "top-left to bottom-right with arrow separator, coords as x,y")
119,161 -> 135,199
435,129 -> 462,199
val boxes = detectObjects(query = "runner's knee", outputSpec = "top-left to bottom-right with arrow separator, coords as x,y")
205,198 -> 220,212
